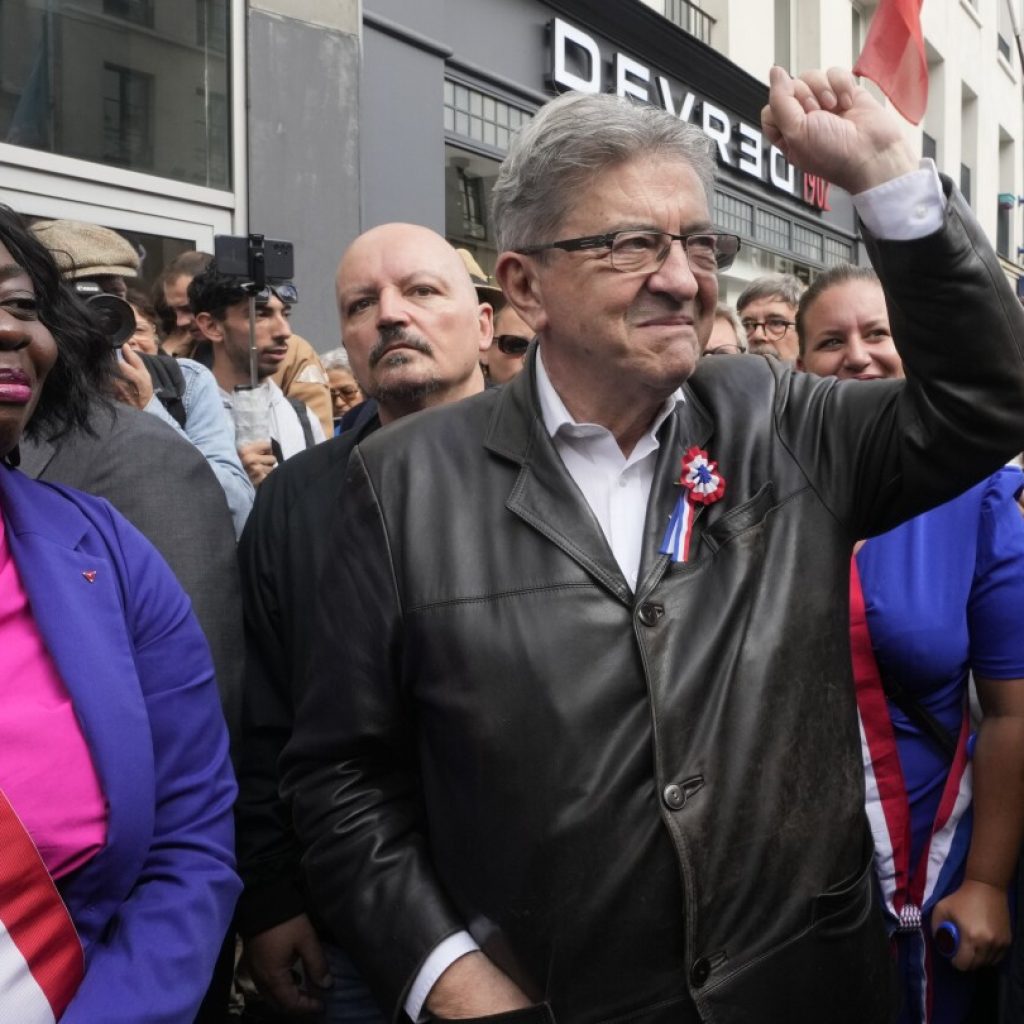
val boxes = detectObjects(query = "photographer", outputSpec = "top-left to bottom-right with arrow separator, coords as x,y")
30,219 -> 254,536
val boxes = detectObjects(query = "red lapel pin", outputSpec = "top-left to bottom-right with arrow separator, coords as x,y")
82,570 -> 97,584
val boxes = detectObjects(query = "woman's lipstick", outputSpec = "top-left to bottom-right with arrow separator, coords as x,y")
0,368 -> 32,404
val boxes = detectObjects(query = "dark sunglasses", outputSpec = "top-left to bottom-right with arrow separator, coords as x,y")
255,282 -> 299,306
495,334 -> 531,357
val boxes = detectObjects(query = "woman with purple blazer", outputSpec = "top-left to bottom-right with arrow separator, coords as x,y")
0,204 -> 240,1021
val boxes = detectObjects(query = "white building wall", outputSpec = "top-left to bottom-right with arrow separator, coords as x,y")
640,0 -> 1024,270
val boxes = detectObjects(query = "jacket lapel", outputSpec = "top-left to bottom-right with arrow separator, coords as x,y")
484,355 -> 632,605
635,386 -> 714,598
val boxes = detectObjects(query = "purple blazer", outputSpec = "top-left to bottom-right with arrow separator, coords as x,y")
0,464 -> 240,1022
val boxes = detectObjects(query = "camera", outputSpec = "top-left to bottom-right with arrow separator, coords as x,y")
73,281 -> 136,348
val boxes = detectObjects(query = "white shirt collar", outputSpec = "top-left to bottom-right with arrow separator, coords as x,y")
534,347 -> 684,443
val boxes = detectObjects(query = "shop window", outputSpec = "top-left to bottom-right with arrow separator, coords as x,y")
1,0 -> 232,190
960,164 -> 972,205
444,78 -> 531,155
104,0 -> 154,27
714,192 -> 753,238
755,207 -> 791,252
823,237 -> 854,266
792,224 -> 823,263
103,64 -> 153,169
197,0 -> 228,52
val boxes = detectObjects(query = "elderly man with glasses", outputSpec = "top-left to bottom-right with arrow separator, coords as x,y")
736,272 -> 803,360
284,67 -> 1024,1024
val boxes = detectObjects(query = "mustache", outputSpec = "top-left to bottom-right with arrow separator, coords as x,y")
368,326 -> 433,368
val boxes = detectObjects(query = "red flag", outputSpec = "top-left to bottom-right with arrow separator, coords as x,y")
854,0 -> 928,125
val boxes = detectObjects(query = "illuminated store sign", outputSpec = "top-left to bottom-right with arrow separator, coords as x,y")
549,18 -> 831,212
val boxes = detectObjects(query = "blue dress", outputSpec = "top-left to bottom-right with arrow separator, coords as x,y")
857,467 -> 1024,1024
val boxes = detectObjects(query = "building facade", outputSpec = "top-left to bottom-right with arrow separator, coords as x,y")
0,0 -> 359,349
1,0 -> 1022,349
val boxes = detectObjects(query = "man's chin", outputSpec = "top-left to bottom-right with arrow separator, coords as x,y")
369,370 -> 443,407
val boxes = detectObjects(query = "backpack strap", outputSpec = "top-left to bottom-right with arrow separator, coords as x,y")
286,396 -> 315,449
139,353 -> 188,429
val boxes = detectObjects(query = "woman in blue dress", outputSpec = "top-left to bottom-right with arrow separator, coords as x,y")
796,264 -> 1024,1024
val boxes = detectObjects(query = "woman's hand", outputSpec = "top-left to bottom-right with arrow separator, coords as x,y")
113,343 -> 154,410
931,878 -> 1011,971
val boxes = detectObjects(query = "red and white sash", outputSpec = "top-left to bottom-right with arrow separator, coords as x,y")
851,558 -> 973,1024
0,788 -> 84,1021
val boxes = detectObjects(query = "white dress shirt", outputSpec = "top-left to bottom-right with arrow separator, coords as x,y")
403,159 -> 946,1020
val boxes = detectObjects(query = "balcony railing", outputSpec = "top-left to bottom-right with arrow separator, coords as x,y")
664,0 -> 715,45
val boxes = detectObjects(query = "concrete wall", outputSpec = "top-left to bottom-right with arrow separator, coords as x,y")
247,1 -> 361,351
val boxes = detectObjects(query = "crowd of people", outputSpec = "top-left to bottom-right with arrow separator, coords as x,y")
1,63 -> 1023,1024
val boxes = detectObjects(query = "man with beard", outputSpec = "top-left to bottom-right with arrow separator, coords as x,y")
190,266 -> 326,488
234,223 -> 490,1019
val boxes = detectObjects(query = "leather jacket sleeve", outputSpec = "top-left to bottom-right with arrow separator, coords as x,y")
779,179 -> 1024,539
282,446 -> 466,1010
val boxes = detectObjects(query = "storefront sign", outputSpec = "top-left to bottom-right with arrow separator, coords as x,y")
549,18 -> 830,212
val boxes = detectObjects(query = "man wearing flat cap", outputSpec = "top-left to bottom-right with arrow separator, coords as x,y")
31,218 -> 253,536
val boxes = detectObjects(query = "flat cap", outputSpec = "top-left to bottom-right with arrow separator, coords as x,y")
31,219 -> 140,280
456,247 -> 505,310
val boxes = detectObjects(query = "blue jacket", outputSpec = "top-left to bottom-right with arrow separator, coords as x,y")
0,464 -> 241,1022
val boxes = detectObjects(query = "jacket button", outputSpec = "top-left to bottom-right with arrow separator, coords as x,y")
690,956 -> 711,988
637,602 -> 664,626
663,784 -> 685,810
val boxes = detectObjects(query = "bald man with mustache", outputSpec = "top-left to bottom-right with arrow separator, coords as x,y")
235,224 -> 491,1019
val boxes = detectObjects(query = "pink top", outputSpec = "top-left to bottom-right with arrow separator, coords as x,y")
0,508 -> 107,879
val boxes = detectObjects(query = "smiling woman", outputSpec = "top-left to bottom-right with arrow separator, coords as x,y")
0,204 -> 240,1022
796,263 -> 1024,1024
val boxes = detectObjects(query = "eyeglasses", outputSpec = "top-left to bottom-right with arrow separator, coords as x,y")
516,230 -> 740,274
740,317 -> 794,341
256,282 -> 299,306
495,334 -> 531,357
330,384 -> 362,400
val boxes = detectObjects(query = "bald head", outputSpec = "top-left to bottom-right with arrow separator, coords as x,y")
336,223 -> 490,424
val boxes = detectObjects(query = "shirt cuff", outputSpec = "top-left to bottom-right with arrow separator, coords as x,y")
852,158 -> 945,241
404,931 -> 481,1022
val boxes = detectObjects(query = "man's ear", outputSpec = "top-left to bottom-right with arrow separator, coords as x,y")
476,301 -> 494,355
495,252 -> 547,335
194,311 -> 224,345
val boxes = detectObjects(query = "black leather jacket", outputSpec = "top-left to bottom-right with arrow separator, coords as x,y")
283,184 -> 1024,1024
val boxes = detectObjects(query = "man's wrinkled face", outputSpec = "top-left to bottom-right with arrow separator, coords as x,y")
513,157 -> 718,399
738,296 -> 798,360
337,225 -> 490,413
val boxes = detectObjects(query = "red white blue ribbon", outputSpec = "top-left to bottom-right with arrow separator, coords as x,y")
851,557 -> 972,1024
0,789 -> 84,1021
660,447 -> 725,562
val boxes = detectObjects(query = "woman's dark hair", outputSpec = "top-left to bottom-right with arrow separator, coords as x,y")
795,264 -> 880,357
0,204 -> 116,441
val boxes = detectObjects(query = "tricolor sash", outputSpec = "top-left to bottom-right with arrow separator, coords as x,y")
0,789 -> 84,1021
851,557 -> 973,1024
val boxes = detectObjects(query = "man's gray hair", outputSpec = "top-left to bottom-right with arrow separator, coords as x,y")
491,92 -> 716,254
321,346 -> 352,371
735,274 -> 804,315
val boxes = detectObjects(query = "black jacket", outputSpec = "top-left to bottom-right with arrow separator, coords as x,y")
282,185 -> 1024,1023
235,400 -> 379,937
